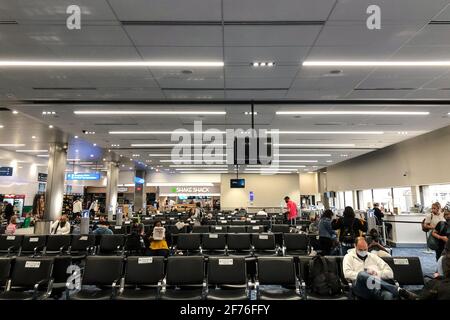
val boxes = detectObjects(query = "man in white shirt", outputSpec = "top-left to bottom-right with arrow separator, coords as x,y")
256,209 -> 268,217
72,198 -> 82,218
343,237 -> 415,300
50,214 -> 71,235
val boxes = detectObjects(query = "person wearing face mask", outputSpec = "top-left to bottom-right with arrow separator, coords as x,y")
432,205 -> 450,261
343,237 -> 415,300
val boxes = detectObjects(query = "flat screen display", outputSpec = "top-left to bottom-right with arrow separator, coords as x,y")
230,179 -> 245,188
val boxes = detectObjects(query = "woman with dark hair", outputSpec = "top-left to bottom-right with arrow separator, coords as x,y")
332,206 -> 368,255
318,209 -> 336,255
125,223 -> 146,255
148,220 -> 169,257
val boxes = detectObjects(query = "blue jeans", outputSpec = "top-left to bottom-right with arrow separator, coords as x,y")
352,271 -> 399,300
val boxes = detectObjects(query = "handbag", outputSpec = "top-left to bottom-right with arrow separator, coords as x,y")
427,222 -> 446,251
422,214 -> 432,232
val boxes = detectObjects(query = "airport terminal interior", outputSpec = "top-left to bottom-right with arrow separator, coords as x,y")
0,0 -> 450,303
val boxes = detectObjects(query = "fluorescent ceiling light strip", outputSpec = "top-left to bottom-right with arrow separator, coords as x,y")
169,165 -> 227,168
161,159 -> 226,163
149,153 -> 226,157
275,131 -> 383,135
247,165 -> 306,168
110,131 -> 227,134
0,61 -> 224,67
275,143 -> 355,147
146,183 -> 214,187
178,171 -> 227,174
0,144 -> 26,147
132,143 -> 226,147
303,61 -> 450,67
175,168 -> 230,171
274,160 -> 318,163
16,149 -> 48,153
67,158 -> 81,161
76,111 -> 226,115
276,111 -> 429,116
243,171 -> 293,174
36,155 -> 49,157
276,154 -> 331,157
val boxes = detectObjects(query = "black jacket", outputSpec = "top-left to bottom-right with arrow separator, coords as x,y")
331,217 -> 368,243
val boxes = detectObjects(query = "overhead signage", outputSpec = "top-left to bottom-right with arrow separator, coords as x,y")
38,173 -> 47,182
134,177 -> 145,184
171,187 -> 210,193
117,187 -> 129,193
66,172 -> 100,181
0,167 -> 13,176
249,191 -> 254,201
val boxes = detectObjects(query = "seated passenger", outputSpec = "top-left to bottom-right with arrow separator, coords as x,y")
367,229 -> 391,257
256,209 -> 268,217
318,209 -> 336,255
149,220 -> 169,257
436,240 -> 450,278
419,240 -> 450,300
126,223 -> 145,255
343,237 -> 414,300
5,215 -> 17,235
93,220 -> 113,235
50,214 -> 71,235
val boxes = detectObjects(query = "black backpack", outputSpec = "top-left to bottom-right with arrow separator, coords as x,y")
309,256 -> 342,296
341,219 -> 356,245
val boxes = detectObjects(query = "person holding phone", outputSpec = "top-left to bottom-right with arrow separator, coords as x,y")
149,220 -> 169,257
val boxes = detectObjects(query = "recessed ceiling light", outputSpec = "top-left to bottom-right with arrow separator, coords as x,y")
340,154 -> 348,157
12,110 -> 18,114
90,154 -> 94,158
0,125 -> 4,128
75,149 -> 79,152
93,143 -> 97,146
102,158 -> 106,161
121,164 -> 125,167
74,136 -> 78,139
37,154 -> 49,158
303,61 -> 450,67
48,125 -> 54,129
326,160 -> 333,163
0,60 -> 224,67
276,111 -> 429,116
75,111 -> 226,115
31,136 -> 36,139
244,112 -> 258,115
397,131 -> 409,135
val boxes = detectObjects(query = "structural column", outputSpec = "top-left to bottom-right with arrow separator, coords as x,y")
44,142 -> 68,221
134,169 -> 146,213
106,161 -> 119,221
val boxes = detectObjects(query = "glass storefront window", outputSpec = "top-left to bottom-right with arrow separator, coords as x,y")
337,191 -> 345,209
373,188 -> 393,212
393,187 -> 413,213
361,190 -> 373,210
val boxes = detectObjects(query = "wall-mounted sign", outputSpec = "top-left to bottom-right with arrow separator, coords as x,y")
171,186 -> 210,193
66,172 -> 100,181
38,173 -> 47,182
159,185 -> 220,196
134,177 -> 145,184
249,191 -> 254,201
0,167 -> 13,176
117,187 -> 129,193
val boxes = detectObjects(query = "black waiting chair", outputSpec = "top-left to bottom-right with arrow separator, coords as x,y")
252,234 -> 279,256
111,225 -> 126,235
161,256 -> 205,300
271,224 -> 291,233
44,235 -> 71,255
283,233 -> 309,256
298,256 -> 349,300
192,226 -> 210,234
228,226 -> 246,233
0,235 -> 23,256
246,225 -> 264,233
201,233 -> 227,256
68,235 -> 96,261
226,234 -> 252,256
20,235 -> 47,256
256,256 -> 301,300
175,234 -> 202,255
116,256 -> 165,300
211,225 -> 228,233
0,257 -> 54,300
49,256 -> 73,299
0,257 -> 12,291
381,257 -> 425,289
97,235 -> 125,255
206,257 -> 249,300
69,256 -> 124,300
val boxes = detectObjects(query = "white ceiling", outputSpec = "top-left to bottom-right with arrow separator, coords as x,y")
0,0 -> 450,173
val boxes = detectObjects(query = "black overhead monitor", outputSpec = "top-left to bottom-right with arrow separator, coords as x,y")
230,179 -> 245,188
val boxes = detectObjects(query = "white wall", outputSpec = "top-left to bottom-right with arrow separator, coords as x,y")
327,125 -> 450,191
220,173 -> 300,209
299,173 -> 319,195
146,172 -> 221,184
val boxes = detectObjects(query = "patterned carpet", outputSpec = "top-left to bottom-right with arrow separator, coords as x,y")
392,246 -> 437,276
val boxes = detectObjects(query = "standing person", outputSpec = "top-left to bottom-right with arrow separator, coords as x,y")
5,215 -> 17,235
193,202 -> 203,219
50,214 -> 71,235
3,202 -> 14,224
72,197 -> 83,220
332,206 -> 368,255
318,209 -> 336,255
431,206 -> 449,261
284,196 -> 298,225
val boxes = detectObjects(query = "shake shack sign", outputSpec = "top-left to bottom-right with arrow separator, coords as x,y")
171,187 -> 210,193
159,185 -> 219,195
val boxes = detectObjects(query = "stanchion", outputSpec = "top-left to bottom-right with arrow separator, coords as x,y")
422,231 -> 435,254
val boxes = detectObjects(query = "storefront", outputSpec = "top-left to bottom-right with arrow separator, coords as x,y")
157,184 -> 221,212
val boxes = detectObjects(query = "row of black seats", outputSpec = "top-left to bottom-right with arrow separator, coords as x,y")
173,233 -> 309,256
0,255 -> 423,300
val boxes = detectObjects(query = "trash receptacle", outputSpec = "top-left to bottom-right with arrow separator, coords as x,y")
34,220 -> 52,235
